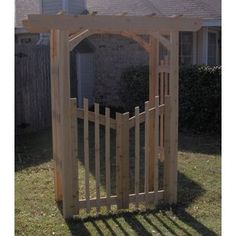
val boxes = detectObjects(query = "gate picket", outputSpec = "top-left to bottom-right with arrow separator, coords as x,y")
95,103 -> 100,213
144,101 -> 150,205
134,106 -> 140,208
105,107 -> 111,211
83,98 -> 90,213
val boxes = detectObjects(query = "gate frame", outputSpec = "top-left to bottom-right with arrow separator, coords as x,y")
23,14 -> 202,219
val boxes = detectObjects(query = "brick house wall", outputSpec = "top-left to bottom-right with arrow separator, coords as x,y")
88,34 -> 149,107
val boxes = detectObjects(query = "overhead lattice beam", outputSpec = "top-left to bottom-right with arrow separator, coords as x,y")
23,14 -> 202,34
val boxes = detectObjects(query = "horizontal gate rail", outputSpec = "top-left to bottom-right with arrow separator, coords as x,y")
77,108 -> 117,129
77,190 -> 164,210
128,104 -> 165,128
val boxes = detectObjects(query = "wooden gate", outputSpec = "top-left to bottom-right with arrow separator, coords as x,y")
59,93 -> 170,215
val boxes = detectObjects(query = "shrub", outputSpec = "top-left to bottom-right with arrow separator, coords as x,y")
119,65 -> 221,134
118,66 -> 149,112
179,65 -> 221,134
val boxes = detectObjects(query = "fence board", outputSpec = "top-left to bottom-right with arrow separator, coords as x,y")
15,44 -> 51,134
154,96 -> 160,205
70,98 -> 79,211
105,107 -> 111,211
134,106 -> 140,208
122,112 -> 130,208
116,113 -> 122,209
83,98 -> 90,212
95,103 -> 100,213
144,101 -> 149,204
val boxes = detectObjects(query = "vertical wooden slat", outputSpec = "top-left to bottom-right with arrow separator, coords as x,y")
164,56 -> 169,96
148,36 -> 159,191
160,60 -> 164,104
95,103 -> 100,213
116,112 -> 130,209
160,60 -> 165,162
121,112 -> 130,208
116,113 -> 122,209
164,95 -> 171,202
154,96 -> 160,205
166,31 -> 179,204
144,101 -> 149,204
134,106 -> 140,207
105,107 -> 111,211
70,98 -> 78,211
84,98 -> 90,212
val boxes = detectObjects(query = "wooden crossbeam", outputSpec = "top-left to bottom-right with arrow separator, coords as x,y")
69,29 -> 150,52
23,14 -> 202,33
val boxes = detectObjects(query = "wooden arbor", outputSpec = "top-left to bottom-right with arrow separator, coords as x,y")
23,14 -> 201,219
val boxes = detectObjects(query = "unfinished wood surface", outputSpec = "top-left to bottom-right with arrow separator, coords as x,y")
77,190 -> 164,209
148,36 -> 158,191
116,112 -> 130,209
159,59 -> 165,162
121,112 -> 130,208
50,30 -> 62,202
70,98 -> 79,211
69,30 -> 150,52
134,106 -> 140,208
77,108 -> 116,130
57,30 -> 77,218
23,14 -> 202,33
69,29 -> 90,51
116,113 -> 122,209
105,107 -> 111,211
128,104 -> 165,128
95,103 -> 101,213
151,31 -> 171,51
144,101 -> 150,204
83,98 -> 90,212
160,60 -> 164,104
164,95 -> 171,203
166,31 -> 179,204
154,96 -> 160,205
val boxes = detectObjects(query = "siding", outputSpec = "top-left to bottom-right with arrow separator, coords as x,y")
69,0 -> 86,15
42,0 -> 62,14
76,53 -> 95,107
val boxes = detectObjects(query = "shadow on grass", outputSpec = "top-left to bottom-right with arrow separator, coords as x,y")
179,132 -> 221,155
65,208 -> 216,236
15,129 -> 52,171
61,171 -> 216,236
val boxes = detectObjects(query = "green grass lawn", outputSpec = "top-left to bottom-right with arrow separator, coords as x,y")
15,128 -> 221,235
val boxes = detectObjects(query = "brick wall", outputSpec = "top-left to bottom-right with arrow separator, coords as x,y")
88,34 -> 149,107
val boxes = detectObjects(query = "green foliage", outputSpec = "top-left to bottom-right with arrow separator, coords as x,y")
119,65 -> 221,134
179,65 -> 221,134
118,66 -> 149,112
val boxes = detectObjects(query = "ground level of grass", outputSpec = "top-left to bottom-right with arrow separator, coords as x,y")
15,129 -> 221,235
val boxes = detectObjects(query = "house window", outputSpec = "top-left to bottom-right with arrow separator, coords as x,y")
208,32 -> 217,65
179,32 -> 193,65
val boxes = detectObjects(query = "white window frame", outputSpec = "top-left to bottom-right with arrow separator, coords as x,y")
179,32 -> 194,65
207,29 -> 219,65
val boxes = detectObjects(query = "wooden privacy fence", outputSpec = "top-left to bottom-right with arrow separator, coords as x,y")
15,45 -> 51,134
55,93 -> 171,215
